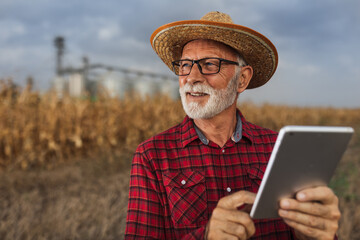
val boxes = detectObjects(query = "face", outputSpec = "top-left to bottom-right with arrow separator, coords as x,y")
178,39 -> 241,119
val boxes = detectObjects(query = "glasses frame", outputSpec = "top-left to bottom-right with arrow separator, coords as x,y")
171,57 -> 240,76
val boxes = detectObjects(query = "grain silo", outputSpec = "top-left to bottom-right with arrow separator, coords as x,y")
68,73 -> 85,97
100,71 -> 133,98
133,75 -> 159,98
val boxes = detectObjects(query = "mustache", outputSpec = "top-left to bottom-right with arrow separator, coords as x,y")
180,83 -> 214,94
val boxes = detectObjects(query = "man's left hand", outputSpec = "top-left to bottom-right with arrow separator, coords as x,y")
279,186 -> 340,240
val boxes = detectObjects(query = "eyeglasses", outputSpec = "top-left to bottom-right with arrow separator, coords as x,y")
172,57 -> 240,76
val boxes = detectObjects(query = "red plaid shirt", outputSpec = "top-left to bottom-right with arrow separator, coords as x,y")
125,110 -> 295,239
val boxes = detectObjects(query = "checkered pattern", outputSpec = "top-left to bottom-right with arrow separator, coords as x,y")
125,110 -> 324,239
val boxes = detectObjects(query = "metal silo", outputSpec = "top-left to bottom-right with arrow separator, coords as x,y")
100,71 -> 133,98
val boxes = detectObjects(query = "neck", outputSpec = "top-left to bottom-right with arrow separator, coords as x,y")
194,103 -> 237,147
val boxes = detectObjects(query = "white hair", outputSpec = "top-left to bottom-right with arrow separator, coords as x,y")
236,52 -> 247,67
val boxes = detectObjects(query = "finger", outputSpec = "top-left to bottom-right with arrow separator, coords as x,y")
214,220 -> 249,240
279,198 -> 333,218
208,228 -> 240,240
279,208 -> 328,230
212,207 -> 256,237
283,218 -> 336,239
296,186 -> 337,205
217,190 -> 256,209
238,203 -> 253,213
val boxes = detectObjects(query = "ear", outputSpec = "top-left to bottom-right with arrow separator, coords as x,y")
237,65 -> 253,94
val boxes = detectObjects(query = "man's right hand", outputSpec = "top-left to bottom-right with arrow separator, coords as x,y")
205,191 -> 256,240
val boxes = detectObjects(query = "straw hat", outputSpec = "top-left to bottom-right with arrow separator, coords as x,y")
150,11 -> 278,89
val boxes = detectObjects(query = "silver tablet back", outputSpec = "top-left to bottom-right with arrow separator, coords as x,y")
250,126 -> 354,219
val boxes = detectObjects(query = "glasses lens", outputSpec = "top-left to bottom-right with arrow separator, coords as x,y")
199,58 -> 221,74
176,60 -> 193,76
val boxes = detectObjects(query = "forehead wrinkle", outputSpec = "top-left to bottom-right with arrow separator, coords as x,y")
181,39 -> 238,61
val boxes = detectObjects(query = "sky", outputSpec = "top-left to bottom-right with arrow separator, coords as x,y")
1,0 -> 359,108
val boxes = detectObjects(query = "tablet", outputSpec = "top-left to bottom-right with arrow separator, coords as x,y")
250,125 -> 354,219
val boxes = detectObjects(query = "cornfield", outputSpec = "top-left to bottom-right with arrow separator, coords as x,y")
0,79 -> 184,170
0,79 -> 359,239
1,79 -> 359,170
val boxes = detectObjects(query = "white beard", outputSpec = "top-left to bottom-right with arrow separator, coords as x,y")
179,72 -> 240,119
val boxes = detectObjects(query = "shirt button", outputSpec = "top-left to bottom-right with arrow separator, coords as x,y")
222,149 -> 225,153
226,187 -> 232,193
181,180 -> 186,185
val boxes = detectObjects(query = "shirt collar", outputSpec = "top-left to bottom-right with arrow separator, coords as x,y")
193,111 -> 243,146
180,109 -> 254,148
238,110 -> 254,144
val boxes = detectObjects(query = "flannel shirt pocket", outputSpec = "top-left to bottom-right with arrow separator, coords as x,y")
163,170 -> 208,226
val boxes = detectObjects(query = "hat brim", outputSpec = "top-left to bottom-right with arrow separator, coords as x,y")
151,20 -> 278,89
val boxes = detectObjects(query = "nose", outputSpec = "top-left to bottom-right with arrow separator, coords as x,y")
185,62 -> 205,85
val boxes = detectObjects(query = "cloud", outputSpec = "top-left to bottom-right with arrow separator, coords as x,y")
0,20 -> 26,42
98,24 -> 120,41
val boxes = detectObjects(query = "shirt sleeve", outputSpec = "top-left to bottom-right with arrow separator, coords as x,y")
125,148 -> 166,239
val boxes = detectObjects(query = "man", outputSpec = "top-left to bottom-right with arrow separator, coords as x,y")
125,11 -> 340,239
